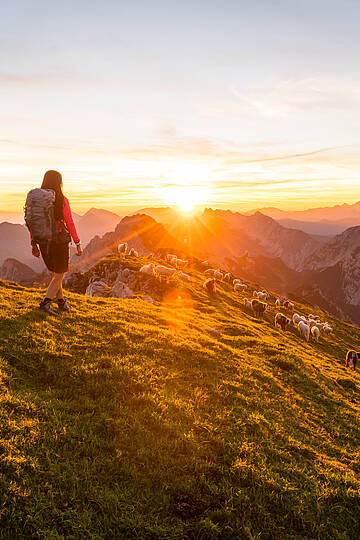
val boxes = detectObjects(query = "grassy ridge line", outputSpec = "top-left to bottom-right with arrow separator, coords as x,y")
0,271 -> 360,539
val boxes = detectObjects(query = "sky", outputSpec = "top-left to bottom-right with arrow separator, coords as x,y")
1,0 -> 360,220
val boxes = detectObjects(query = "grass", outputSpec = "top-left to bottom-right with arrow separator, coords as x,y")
1,260 -> 360,539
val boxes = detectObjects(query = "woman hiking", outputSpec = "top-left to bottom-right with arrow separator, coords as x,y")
27,170 -> 83,315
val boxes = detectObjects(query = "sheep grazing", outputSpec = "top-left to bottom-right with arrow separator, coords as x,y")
204,268 -> 217,277
298,320 -> 310,342
224,273 -> 232,282
128,248 -> 139,257
311,326 -> 320,342
154,265 -> 177,281
214,270 -> 224,281
203,278 -> 217,295
117,242 -> 128,257
346,350 -> 359,371
234,282 -> 247,292
292,313 -> 301,327
257,291 -> 268,302
322,324 -> 333,335
275,298 -> 282,307
253,291 -> 259,298
233,278 -> 242,285
139,263 -> 155,276
275,312 -> 291,331
175,258 -> 188,269
178,271 -> 191,282
283,300 -> 294,311
251,299 -> 268,318
244,298 -> 252,312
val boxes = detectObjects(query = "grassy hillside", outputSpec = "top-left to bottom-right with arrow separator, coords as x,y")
1,261 -> 360,539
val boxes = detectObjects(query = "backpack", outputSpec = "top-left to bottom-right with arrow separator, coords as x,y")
25,188 -> 69,244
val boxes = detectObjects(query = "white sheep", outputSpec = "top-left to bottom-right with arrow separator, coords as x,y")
298,320 -> 310,342
253,291 -> 259,298
204,268 -> 217,277
140,263 -> 155,276
117,243 -> 128,257
275,298 -> 282,307
154,265 -> 177,281
322,324 -> 333,335
234,282 -> 247,292
257,291 -> 268,301
244,298 -> 252,311
224,273 -> 231,282
311,326 -> 320,342
292,313 -> 301,326
233,278 -> 242,285
128,248 -> 139,257
178,271 -> 191,282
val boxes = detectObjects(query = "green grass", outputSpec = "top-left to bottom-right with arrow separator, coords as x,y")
1,262 -> 360,539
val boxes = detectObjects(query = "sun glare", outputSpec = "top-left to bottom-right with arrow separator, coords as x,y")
161,162 -> 212,212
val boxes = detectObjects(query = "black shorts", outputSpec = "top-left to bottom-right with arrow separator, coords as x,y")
39,242 -> 70,273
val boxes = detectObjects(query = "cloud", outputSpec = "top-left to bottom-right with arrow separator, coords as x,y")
231,73 -> 360,117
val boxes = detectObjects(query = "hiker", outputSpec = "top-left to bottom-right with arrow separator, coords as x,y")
26,170 -> 82,315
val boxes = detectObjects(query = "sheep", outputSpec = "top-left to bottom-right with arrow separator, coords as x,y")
139,263 -> 155,276
298,320 -> 310,342
234,282 -> 247,292
154,265 -> 177,281
253,291 -> 259,298
233,278 -> 243,285
275,298 -> 282,307
117,243 -> 128,257
178,271 -> 191,282
346,350 -> 359,371
175,258 -> 188,269
214,270 -> 224,281
244,298 -> 252,312
204,268 -> 217,277
203,278 -> 217,295
128,248 -> 139,257
251,299 -> 268,318
292,313 -> 301,327
322,324 -> 333,335
308,314 -> 316,320
311,326 -> 320,342
283,300 -> 294,311
257,291 -> 269,302
275,312 -> 291,331
224,273 -> 232,282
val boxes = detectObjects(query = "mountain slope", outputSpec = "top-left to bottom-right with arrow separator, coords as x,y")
75,207 -> 122,247
0,222 -> 45,272
1,264 -> 360,538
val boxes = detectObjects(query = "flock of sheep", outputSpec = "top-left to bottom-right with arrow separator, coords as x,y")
117,243 -> 334,343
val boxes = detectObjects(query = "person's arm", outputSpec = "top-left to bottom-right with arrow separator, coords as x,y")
63,197 -> 83,255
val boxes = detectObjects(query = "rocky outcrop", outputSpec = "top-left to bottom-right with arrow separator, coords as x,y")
0,258 -> 40,285
71,214 -> 185,273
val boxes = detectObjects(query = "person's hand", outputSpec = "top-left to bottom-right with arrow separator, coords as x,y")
76,243 -> 83,256
32,244 -> 40,258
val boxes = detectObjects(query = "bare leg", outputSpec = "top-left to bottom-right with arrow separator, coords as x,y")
45,273 -> 65,299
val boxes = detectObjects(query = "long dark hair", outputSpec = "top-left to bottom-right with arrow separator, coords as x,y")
41,170 -> 64,220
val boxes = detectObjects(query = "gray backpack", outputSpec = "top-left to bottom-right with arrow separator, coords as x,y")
24,188 -> 59,243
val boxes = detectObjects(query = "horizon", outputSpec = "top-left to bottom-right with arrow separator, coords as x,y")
2,197 -> 360,225
2,1 -> 360,215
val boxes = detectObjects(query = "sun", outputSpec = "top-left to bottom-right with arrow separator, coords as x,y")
163,184 -> 209,213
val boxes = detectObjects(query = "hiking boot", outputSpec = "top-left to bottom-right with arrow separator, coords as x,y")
57,298 -> 71,313
39,298 -> 58,316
